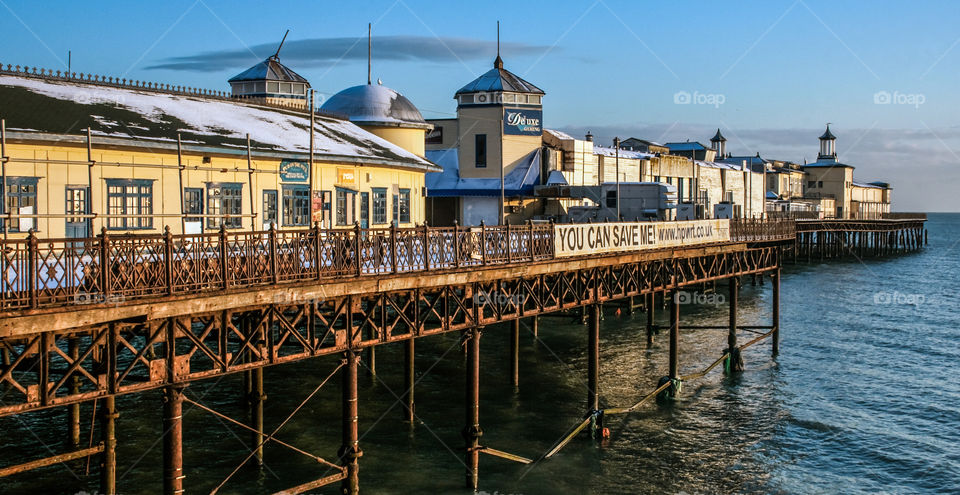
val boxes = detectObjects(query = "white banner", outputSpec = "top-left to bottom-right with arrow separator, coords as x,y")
553,220 -> 730,258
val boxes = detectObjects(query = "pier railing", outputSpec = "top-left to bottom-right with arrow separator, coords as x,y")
0,219 -> 793,311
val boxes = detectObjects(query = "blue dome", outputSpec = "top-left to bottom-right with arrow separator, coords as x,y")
321,84 -> 427,127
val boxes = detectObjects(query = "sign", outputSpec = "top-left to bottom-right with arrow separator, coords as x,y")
425,126 -> 443,144
553,219 -> 730,258
337,167 -> 357,186
280,160 -> 309,182
503,107 -> 542,136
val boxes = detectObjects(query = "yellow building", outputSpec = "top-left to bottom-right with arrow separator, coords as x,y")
0,64 -> 439,239
802,126 -> 891,219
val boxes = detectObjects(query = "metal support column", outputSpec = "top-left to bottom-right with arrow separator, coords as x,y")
669,291 -> 679,381
250,366 -> 265,466
99,395 -> 117,495
404,338 -> 415,423
587,304 -> 600,413
510,319 -> 519,388
464,328 -> 482,490
531,315 -> 539,338
645,292 -> 655,345
728,278 -> 743,372
365,347 -> 376,377
163,385 -> 185,495
68,338 -> 81,446
340,350 -> 361,494
772,267 -> 781,356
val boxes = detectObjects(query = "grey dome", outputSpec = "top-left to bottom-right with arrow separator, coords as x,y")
321,84 -> 427,128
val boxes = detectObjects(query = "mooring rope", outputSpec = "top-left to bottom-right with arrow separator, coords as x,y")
183,396 -> 342,470
210,361 -> 346,495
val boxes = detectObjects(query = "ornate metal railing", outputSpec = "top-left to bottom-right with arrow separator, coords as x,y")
0,219 -> 792,311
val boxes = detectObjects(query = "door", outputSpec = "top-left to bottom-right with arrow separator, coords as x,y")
65,187 -> 89,241
359,192 -> 369,228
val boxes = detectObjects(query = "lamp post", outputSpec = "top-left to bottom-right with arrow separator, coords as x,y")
614,136 -> 621,220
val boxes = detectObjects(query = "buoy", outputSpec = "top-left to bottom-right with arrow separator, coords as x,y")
601,427 -> 611,438
615,308 -> 621,316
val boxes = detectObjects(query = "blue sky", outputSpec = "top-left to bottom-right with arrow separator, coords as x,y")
2,0 -> 959,210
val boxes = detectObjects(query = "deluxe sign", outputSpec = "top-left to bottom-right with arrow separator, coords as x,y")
553,220 -> 730,258
280,160 -> 309,182
503,108 -> 542,136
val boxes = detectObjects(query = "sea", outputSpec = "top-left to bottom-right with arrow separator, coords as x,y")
1,213 -> 957,494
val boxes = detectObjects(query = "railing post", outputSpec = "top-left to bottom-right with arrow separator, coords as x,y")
268,224 -> 279,285
390,222 -> 398,273
99,227 -> 111,299
314,222 -> 323,281
479,220 -> 486,266
27,230 -> 38,309
527,220 -> 534,261
220,225 -> 230,289
354,222 -> 362,277
453,220 -> 460,268
164,226 -> 174,296
422,221 -> 430,271
506,220 -> 512,264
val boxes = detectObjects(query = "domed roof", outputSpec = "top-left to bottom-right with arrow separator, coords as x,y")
321,84 -> 428,128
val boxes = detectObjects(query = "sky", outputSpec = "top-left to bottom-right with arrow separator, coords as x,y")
2,0 -> 959,211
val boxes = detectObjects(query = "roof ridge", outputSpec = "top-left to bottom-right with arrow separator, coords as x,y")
0,62 -> 346,120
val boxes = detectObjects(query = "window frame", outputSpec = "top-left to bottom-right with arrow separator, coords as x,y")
371,188 -> 388,225
205,182 -> 243,230
475,134 -> 487,168
183,187 -> 203,224
398,188 -> 411,224
282,185 -> 310,227
262,189 -> 278,228
335,187 -> 356,227
3,176 -> 39,233
105,178 -> 153,230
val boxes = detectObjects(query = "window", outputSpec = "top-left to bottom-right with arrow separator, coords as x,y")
808,180 -> 816,188
206,183 -> 243,229
3,177 -> 38,232
605,190 -> 617,208
475,134 -> 487,168
267,81 -> 279,93
677,180 -> 684,201
818,181 -> 824,188
263,190 -> 278,228
359,192 -> 369,228
398,189 -> 411,224
184,188 -> 203,223
392,193 -> 399,225
336,188 -> 356,226
372,188 -> 387,225
106,179 -> 153,230
282,185 -> 310,226
653,176 -> 661,183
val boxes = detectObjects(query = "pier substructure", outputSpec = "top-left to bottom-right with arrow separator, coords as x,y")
772,267 -> 781,356
587,304 -> 600,436
404,338 -> 415,423
340,350 -> 361,495
510,319 -> 520,388
163,385 -> 185,495
99,395 -> 117,495
728,278 -> 743,372
67,337 -> 80,447
669,291 -> 679,384
464,328 -> 482,491
249,366 -> 265,466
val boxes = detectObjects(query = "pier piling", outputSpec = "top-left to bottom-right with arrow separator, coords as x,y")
341,350 -> 361,495
645,292 -> 655,345
68,338 -> 81,447
404,338 -> 415,423
99,395 -> 117,495
510,319 -> 520,388
669,292 -> 679,383
772,267 -> 781,356
464,328 -> 481,491
162,385 -> 185,495
249,366 -> 265,466
728,278 -> 743,372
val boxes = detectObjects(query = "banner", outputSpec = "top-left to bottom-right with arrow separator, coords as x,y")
553,220 -> 730,258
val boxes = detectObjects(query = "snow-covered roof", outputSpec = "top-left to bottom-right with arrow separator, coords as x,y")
321,84 -> 430,129
0,74 -> 438,172
802,159 -> 854,169
592,145 -> 655,160
544,128 -> 574,140
424,148 -> 541,197
852,180 -> 884,189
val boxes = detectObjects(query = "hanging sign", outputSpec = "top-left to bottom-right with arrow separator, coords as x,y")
553,219 -> 730,258
280,160 -> 309,182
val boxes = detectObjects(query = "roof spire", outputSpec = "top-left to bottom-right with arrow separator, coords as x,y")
367,23 -> 372,85
273,29 -> 290,60
494,21 -> 504,69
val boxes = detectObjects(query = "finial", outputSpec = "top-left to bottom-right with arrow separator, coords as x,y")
273,29 -> 290,60
367,23 -> 372,85
494,21 -> 504,69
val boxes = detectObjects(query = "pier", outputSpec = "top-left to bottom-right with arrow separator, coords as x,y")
0,216 -> 922,493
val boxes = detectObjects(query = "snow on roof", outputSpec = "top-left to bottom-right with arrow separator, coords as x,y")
544,128 -> 575,140
0,74 -> 437,171
592,145 -> 654,160
802,159 -> 854,169
321,84 -> 428,127
852,180 -> 884,189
